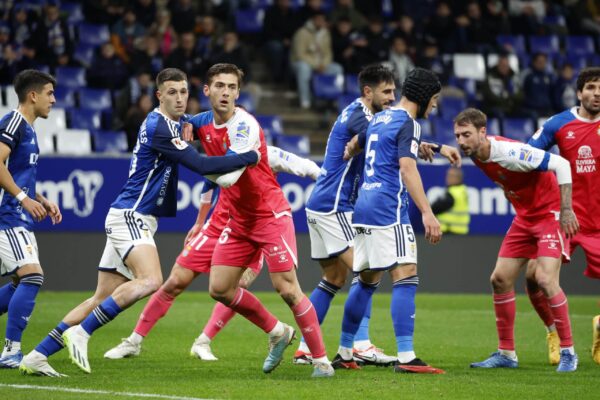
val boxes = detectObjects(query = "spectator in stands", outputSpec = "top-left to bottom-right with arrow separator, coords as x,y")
296,0 -> 325,26
391,15 -> 419,57
148,8 -> 177,58
207,32 -> 251,82
425,1 -> 457,53
196,15 -> 221,60
359,16 -> 389,63
87,42 -> 129,89
263,0 -> 299,83
330,0 -> 367,31
164,31 -> 204,88
169,0 -> 196,34
455,1 -> 494,52
482,0 -> 511,39
332,17 -> 368,74
124,93 -> 153,151
115,69 -> 156,126
415,38 -> 447,83
10,4 -> 35,46
553,63 -> 577,112
522,52 -> 555,118
481,53 -> 522,118
134,0 -> 157,28
508,0 -> 545,35
291,10 -> 343,109
32,1 -> 73,67
0,24 -> 18,85
388,36 -> 414,85
16,39 -> 40,72
111,7 -> 146,64
131,35 -> 163,76
82,0 -> 125,25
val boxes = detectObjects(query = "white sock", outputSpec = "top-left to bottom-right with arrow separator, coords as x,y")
268,321 -> 284,337
499,349 -> 517,360
198,332 -> 211,343
337,346 -> 353,360
353,340 -> 372,351
2,340 -> 20,357
546,324 -> 556,333
560,346 -> 575,355
297,340 -> 310,353
397,351 -> 416,363
312,356 -> 330,364
128,332 -> 144,345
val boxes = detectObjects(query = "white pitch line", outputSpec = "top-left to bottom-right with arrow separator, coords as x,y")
0,383 -> 216,400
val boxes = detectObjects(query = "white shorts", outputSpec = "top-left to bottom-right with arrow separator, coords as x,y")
0,227 -> 39,276
353,224 -> 417,272
307,210 -> 354,260
98,208 -> 158,280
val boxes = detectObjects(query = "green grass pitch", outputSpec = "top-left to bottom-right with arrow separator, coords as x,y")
0,291 -> 598,399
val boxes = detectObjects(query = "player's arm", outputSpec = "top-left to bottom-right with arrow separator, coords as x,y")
267,146 -> 321,180
397,119 -> 441,244
185,180 -> 217,244
0,140 -> 47,222
527,118 -> 557,150
418,141 -> 462,167
546,154 -> 579,238
35,192 -> 62,225
343,110 -> 370,160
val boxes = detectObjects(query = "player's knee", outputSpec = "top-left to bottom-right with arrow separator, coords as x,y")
323,272 -> 346,288
276,285 -> 301,306
490,272 -> 509,291
534,270 -> 555,292
141,276 -> 163,295
208,284 -> 232,304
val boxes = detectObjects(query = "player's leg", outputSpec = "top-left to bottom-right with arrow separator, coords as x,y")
0,277 -> 17,316
21,271 -> 127,376
471,257 -> 525,369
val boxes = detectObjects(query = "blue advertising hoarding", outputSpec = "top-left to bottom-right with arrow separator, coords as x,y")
34,157 -> 514,234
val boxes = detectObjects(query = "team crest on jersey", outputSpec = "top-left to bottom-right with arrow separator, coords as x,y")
236,122 -> 250,139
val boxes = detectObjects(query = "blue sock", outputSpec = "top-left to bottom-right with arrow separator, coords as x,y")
81,296 -> 123,335
35,321 -> 70,357
392,275 -> 419,353
300,279 -> 340,344
354,292 -> 372,342
6,274 -> 43,342
0,282 -> 17,315
340,280 -> 378,348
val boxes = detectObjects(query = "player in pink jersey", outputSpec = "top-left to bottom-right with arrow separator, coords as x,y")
453,108 -> 579,372
527,67 -> 600,363
188,63 -> 334,378
103,146 -> 320,361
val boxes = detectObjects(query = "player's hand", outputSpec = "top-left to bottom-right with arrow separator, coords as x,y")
418,142 -> 437,162
21,197 -> 47,222
181,122 -> 194,142
560,208 -> 579,239
185,223 -> 202,245
41,199 -> 62,225
422,211 -> 442,244
343,136 -> 360,160
440,145 -> 462,167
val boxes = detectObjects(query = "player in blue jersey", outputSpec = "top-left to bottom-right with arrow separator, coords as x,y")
0,70 -> 61,369
333,68 -> 447,374
20,68 -> 260,376
293,64 -> 398,366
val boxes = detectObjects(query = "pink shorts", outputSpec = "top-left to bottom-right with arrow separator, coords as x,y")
499,216 -> 570,262
177,228 -> 262,275
570,230 -> 600,279
211,215 -> 298,273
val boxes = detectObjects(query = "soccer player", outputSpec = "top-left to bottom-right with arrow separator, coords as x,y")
454,108 -> 579,372
332,68 -> 445,374
296,64 -> 397,366
19,68 -> 260,376
0,70 -> 62,368
102,146 -> 320,361
527,67 -> 600,364
188,63 -> 334,378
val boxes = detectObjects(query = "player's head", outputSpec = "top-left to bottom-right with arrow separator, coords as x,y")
453,108 -> 487,157
203,63 -> 244,117
358,64 -> 396,113
576,67 -> 600,117
13,69 -> 56,119
401,68 -> 441,119
446,166 -> 463,186
155,68 -> 189,119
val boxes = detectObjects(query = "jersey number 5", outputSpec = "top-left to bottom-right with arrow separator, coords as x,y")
365,134 -> 378,177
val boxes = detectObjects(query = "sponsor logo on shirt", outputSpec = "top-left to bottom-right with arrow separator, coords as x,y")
410,140 -> 418,157
518,147 -> 533,162
576,145 -> 596,173
171,138 -> 188,150
566,131 -> 575,139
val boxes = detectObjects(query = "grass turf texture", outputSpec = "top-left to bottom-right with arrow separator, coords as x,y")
0,291 -> 598,399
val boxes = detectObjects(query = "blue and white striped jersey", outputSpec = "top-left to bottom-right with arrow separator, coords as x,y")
353,107 -> 420,228
0,110 -> 39,230
306,98 -> 370,214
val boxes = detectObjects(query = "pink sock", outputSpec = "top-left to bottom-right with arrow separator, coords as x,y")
526,289 -> 555,327
134,288 -> 175,337
203,302 -> 237,340
228,288 -> 277,333
494,291 -> 516,351
548,290 -> 573,347
291,296 -> 326,359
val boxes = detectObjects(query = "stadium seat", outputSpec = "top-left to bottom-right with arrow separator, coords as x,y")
563,54 -> 587,73
502,118 -> 535,142
440,97 -> 467,119
337,94 -> 357,113
56,67 -> 87,89
256,115 -> 284,139
565,35 -> 595,56
447,77 -> 478,102
417,119 -> 433,138
237,92 -> 255,113
68,108 -> 102,131
275,134 -> 310,157
198,93 -> 210,111
53,86 -> 76,108
452,54 -> 486,81
60,2 -> 84,24
344,74 -> 360,95
73,42 -> 96,68
312,73 -> 344,100
528,35 -> 560,56
432,117 -> 456,146
35,107 -> 67,136
93,130 -> 128,153
487,118 -> 501,136
235,9 -> 265,34
496,35 -> 526,55
56,129 -> 92,155
77,23 -> 110,46
3,85 -> 18,108
79,88 -> 112,111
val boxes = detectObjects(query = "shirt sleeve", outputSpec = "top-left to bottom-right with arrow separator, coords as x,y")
228,116 -> 260,154
397,118 -> 421,160
491,139 -> 550,172
267,146 -> 321,180
0,112 -> 23,151
527,117 -> 558,150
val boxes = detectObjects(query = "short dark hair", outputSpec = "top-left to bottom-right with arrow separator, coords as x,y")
205,63 -> 244,87
156,68 -> 187,88
358,64 -> 395,97
453,107 -> 487,130
13,69 -> 56,103
576,67 -> 600,91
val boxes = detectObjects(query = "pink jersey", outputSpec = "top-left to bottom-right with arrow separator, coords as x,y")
528,108 -> 600,232
473,136 -> 560,221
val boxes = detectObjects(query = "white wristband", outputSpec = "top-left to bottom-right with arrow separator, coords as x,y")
16,191 -> 27,202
